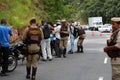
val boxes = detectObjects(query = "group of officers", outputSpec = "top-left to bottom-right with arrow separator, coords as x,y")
22,18 -> 86,80
50,20 -> 86,58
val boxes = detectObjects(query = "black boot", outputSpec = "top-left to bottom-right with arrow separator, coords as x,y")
80,45 -> 84,53
31,67 -> 37,80
26,67 -> 31,79
63,48 -> 66,58
57,48 -> 62,58
75,46 -> 80,53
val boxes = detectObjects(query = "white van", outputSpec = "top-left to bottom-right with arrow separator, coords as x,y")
98,24 -> 112,32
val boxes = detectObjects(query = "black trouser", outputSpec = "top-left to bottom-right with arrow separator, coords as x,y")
55,38 -> 60,57
50,40 -> 55,55
1,47 -> 10,74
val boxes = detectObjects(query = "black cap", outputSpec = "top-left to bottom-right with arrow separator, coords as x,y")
30,17 -> 36,24
1,18 -> 7,24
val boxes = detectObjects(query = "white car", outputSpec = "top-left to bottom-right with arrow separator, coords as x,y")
82,25 -> 89,30
98,24 -> 112,32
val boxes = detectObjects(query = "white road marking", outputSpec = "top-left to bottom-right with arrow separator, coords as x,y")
104,57 -> 108,64
98,77 -> 104,80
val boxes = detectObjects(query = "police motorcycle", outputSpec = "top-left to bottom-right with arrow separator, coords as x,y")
10,42 -> 26,63
0,50 -> 17,72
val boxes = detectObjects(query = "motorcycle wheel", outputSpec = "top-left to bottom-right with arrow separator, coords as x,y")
7,55 -> 17,72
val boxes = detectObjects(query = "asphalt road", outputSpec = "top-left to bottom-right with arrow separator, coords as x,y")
0,31 -> 112,80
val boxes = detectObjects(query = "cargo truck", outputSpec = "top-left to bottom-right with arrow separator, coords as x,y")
88,17 -> 103,31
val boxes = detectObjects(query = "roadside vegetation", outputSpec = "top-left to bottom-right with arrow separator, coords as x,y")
0,0 -> 120,28
0,0 -> 75,28
73,0 -> 120,24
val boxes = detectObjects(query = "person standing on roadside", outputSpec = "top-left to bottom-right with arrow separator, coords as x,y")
104,17 -> 120,58
75,25 -> 85,53
59,19 -> 69,58
68,21 -> 77,54
104,17 -> 120,80
41,20 -> 53,61
53,22 -> 61,58
22,17 -> 43,80
50,24 -> 55,56
0,19 -> 12,76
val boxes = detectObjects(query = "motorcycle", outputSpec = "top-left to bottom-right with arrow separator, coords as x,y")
0,42 -> 26,72
10,42 -> 26,63
0,52 -> 17,72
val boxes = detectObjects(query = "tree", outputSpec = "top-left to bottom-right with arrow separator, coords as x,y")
73,0 -> 120,24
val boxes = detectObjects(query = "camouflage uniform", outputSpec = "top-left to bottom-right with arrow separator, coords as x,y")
59,19 -> 69,57
112,22 -> 120,80
115,30 -> 120,48
22,18 -> 43,80
103,17 -> 120,80
76,26 -> 85,53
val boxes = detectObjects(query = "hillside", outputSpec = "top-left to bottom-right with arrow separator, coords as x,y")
0,0 -> 77,28
0,0 -> 44,28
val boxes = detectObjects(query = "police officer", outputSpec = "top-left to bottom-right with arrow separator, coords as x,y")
104,17 -> 120,57
60,19 -> 69,58
22,17 -> 43,80
75,25 -> 85,53
104,17 -> 120,80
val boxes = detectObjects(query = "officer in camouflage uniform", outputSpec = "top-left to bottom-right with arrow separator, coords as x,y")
104,17 -> 120,56
104,17 -> 120,80
59,19 -> 69,58
75,25 -> 85,53
22,17 -> 43,80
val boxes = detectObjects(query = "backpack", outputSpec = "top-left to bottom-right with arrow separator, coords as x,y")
70,26 -> 78,38
27,27 -> 42,44
73,28 -> 78,38
78,29 -> 85,35
42,25 -> 50,39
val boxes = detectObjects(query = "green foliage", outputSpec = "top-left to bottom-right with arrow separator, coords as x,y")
0,0 -> 80,27
40,0 -> 75,23
73,0 -> 120,24
3,0 -> 120,26
0,0 -> 42,28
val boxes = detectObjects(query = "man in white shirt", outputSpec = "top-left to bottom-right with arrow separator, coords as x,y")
53,22 -> 61,57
